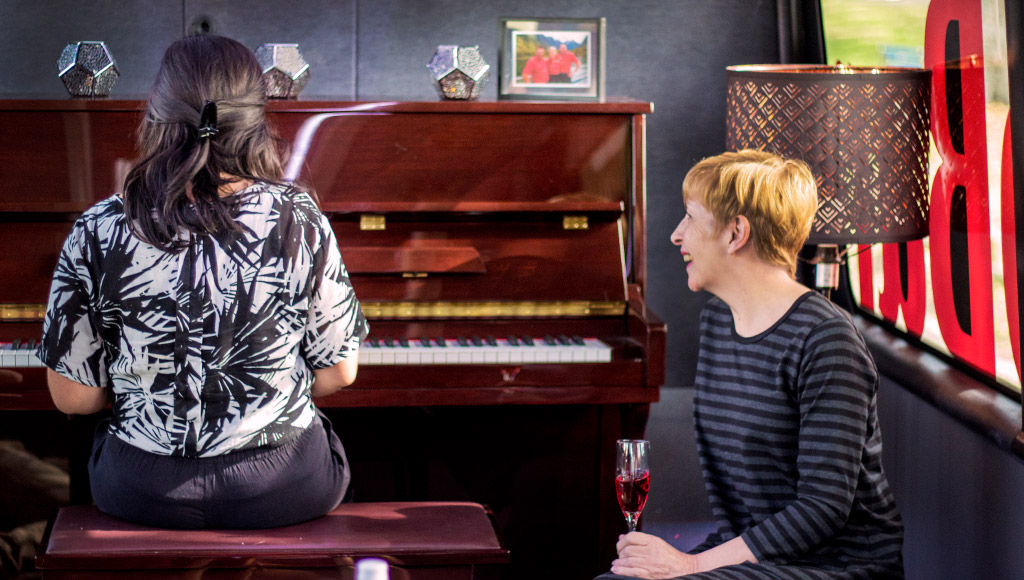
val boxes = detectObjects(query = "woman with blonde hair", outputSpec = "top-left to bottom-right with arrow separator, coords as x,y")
599,150 -> 903,579
38,34 -> 368,529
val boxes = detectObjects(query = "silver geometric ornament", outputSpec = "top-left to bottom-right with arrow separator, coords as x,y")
58,41 -> 119,97
255,43 -> 310,98
427,45 -> 489,100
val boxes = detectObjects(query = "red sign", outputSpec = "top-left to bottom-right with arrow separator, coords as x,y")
857,0 -> 1019,381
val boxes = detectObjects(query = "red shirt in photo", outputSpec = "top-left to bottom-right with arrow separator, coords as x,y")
522,55 -> 549,83
558,50 -> 580,76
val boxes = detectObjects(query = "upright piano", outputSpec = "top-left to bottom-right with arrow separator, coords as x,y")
0,98 -> 664,579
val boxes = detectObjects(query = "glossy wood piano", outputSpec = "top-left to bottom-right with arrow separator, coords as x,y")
0,98 -> 664,579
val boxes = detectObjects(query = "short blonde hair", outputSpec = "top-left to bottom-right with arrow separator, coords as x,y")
682,149 -> 818,277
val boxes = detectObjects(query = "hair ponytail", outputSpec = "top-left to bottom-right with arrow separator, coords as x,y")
122,35 -> 288,252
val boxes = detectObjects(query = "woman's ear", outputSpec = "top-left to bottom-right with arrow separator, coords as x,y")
727,215 -> 751,255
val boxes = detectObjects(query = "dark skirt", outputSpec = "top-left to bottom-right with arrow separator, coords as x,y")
88,410 -> 350,529
594,561 -> 900,580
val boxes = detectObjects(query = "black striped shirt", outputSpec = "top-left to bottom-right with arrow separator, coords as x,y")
691,292 -> 903,579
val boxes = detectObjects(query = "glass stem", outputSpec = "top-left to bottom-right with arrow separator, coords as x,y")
625,512 -> 639,532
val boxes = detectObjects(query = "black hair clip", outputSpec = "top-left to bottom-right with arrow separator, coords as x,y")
198,100 -> 219,139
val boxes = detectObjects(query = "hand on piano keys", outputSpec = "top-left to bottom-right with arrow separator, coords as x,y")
0,339 -> 43,368
358,335 -> 612,365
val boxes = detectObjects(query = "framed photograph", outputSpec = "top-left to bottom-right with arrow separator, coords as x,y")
498,17 -> 606,101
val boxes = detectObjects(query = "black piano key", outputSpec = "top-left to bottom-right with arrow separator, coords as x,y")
485,335 -> 497,346
520,335 -> 534,346
383,337 -> 395,347
367,337 -> 380,347
507,335 -> 519,346
11,339 -> 21,349
434,337 -> 447,347
470,336 -> 483,347
543,335 -> 556,346
398,338 -> 409,347
419,337 -> 432,347
572,335 -> 585,345
456,336 -> 469,347
557,335 -> 571,345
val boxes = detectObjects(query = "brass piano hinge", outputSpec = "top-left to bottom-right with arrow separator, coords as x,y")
562,215 -> 588,230
360,214 -> 386,231
401,272 -> 429,278
360,300 -> 626,319
0,304 -> 46,322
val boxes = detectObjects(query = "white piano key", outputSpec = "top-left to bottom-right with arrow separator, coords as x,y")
572,347 -> 587,363
0,343 -> 45,368
431,349 -> 449,364
365,348 -> 382,365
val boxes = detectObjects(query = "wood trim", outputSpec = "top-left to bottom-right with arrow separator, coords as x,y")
855,315 -> 1024,461
0,98 -> 654,115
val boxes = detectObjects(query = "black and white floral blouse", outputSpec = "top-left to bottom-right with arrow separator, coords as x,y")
38,182 -> 369,457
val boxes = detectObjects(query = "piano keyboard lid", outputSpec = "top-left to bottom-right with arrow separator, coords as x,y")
334,214 -> 629,306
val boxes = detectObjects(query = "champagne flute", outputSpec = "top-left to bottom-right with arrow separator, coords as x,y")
615,439 -> 650,533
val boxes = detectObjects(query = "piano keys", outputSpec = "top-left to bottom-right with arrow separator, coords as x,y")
360,335 -> 611,365
0,340 -> 42,368
0,335 -> 612,369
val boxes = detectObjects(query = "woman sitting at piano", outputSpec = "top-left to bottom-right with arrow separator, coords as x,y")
599,150 -> 903,579
36,34 -> 369,529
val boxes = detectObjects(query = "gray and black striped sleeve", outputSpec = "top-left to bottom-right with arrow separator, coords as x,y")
738,315 -> 875,559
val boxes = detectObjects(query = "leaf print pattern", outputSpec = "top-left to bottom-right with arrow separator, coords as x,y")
37,183 -> 369,457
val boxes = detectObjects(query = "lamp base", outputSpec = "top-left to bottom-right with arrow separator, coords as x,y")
811,244 -> 842,300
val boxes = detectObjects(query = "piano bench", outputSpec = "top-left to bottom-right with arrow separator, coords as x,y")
36,501 -> 509,580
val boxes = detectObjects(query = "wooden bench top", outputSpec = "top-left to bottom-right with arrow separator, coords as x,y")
37,501 -> 509,574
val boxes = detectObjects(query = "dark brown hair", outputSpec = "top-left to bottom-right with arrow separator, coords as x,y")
122,34 -> 287,251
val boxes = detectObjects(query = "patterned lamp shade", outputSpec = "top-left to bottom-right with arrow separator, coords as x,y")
725,64 -> 931,245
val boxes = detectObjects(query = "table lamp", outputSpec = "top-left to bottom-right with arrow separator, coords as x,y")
724,64 -> 931,297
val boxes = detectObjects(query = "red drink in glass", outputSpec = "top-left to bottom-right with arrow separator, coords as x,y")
615,439 -> 650,532
616,470 -> 650,515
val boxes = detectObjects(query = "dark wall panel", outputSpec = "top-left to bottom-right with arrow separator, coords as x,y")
877,377 -> 1024,580
183,0 -> 356,99
0,0 -> 182,97
356,0 -> 500,100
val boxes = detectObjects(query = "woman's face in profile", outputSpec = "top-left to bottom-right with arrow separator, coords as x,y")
670,196 -> 728,294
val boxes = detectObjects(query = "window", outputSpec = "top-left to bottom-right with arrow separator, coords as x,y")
822,0 -> 1019,392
